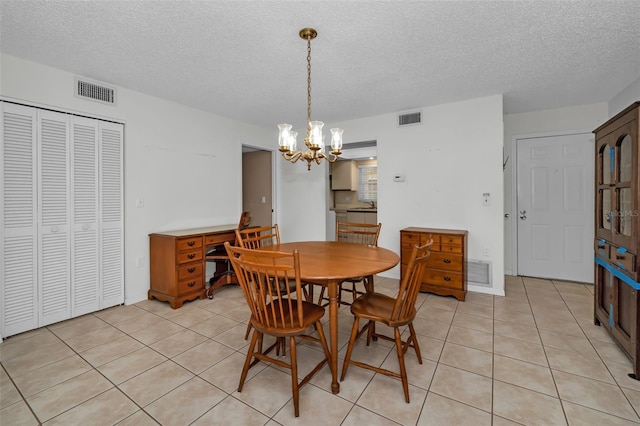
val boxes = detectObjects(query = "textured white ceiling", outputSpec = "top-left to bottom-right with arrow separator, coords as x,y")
1,0 -> 639,129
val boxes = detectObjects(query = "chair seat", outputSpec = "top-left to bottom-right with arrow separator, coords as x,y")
351,293 -> 416,328
252,299 -> 325,337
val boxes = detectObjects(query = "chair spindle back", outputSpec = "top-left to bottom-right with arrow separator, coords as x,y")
391,239 -> 433,322
225,242 -> 305,330
236,224 -> 281,249
335,222 -> 381,246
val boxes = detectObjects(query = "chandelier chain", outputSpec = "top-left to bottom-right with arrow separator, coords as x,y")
306,38 -> 312,127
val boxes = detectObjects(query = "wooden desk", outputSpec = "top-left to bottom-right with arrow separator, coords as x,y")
149,225 -> 238,308
263,241 -> 399,394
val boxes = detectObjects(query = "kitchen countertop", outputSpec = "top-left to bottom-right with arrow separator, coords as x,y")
331,207 -> 377,212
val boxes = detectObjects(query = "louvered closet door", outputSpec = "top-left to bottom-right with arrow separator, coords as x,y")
71,117 -> 100,316
1,103 -> 38,337
99,122 -> 123,307
38,110 -> 71,326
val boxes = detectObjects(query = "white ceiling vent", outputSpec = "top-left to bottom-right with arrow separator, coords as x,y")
397,111 -> 421,127
74,77 -> 116,105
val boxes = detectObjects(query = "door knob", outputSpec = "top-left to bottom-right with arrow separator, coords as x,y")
519,210 -> 527,220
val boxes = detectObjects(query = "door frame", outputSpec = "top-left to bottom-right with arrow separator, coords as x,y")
509,129 -> 594,277
241,144 -> 277,226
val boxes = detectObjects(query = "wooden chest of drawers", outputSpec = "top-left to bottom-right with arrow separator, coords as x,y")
400,227 -> 468,301
149,225 -> 236,308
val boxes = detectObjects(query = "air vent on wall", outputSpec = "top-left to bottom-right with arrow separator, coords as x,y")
398,111 -> 421,126
467,259 -> 492,287
74,77 -> 116,105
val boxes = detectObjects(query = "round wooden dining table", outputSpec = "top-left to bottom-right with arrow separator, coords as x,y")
263,241 -> 400,394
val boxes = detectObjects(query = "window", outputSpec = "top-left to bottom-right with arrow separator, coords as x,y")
358,165 -> 377,202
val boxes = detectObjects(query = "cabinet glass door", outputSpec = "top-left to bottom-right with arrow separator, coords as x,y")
601,143 -> 612,184
600,189 -> 612,231
613,130 -> 635,245
619,135 -> 632,182
619,188 -> 633,236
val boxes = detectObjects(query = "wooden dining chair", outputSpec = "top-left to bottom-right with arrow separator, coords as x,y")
318,221 -> 382,306
235,224 -> 281,249
236,224 -> 312,341
225,242 -> 331,417
340,240 -> 433,403
204,211 -> 252,299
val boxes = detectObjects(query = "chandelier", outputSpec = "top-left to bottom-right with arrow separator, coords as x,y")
278,28 -> 343,170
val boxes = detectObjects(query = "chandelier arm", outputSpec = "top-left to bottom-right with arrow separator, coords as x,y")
283,151 -> 302,163
325,152 -> 339,163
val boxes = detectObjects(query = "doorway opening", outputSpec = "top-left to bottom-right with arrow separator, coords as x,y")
242,146 -> 274,228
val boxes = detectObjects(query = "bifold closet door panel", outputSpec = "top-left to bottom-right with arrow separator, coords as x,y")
38,109 -> 72,326
1,103 -> 39,337
98,121 -> 124,308
71,116 -> 100,316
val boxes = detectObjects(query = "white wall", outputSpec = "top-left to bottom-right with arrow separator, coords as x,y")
503,103 -> 609,275
0,53 -> 279,305
609,77 -> 640,117
331,95 -> 506,295
276,155 -> 328,243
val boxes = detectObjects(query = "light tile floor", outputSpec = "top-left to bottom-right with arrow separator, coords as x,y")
2,276 -> 640,425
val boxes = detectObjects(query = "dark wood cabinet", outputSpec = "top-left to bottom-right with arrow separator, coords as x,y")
400,227 -> 468,301
149,225 -> 237,308
593,102 -> 640,378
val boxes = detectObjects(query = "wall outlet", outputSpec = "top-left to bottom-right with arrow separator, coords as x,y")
136,256 -> 144,268
483,247 -> 490,257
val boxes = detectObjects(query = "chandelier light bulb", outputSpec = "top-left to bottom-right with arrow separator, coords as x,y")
330,128 -> 343,153
289,131 -> 298,152
278,123 -> 292,151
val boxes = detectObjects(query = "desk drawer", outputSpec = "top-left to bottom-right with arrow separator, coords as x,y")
178,262 -> 203,280
177,237 -> 203,251
427,252 -> 463,272
205,232 -> 235,245
178,277 -> 203,294
177,250 -> 202,264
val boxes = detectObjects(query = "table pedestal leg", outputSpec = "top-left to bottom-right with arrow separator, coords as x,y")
328,280 -> 340,394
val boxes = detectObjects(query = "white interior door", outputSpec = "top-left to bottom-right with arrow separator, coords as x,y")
516,133 -> 594,282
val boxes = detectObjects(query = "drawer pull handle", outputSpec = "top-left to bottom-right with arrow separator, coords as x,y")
443,259 -> 451,264
598,244 -> 605,249
444,276 -> 451,281
616,254 -> 625,260
187,254 -> 196,259
187,281 -> 196,287
187,241 -> 195,247
188,267 -> 196,273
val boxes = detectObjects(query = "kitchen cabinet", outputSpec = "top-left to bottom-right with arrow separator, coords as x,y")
593,102 -> 640,378
346,211 -> 377,224
331,160 -> 358,190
